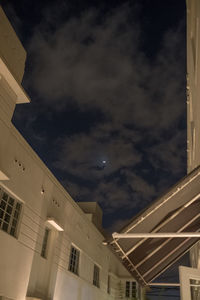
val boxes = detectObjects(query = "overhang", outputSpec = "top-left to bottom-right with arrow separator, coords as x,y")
0,55 -> 30,104
108,166 -> 200,286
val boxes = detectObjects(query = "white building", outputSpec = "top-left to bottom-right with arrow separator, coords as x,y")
2,0 -> 200,298
187,0 -> 200,298
0,7 -> 143,300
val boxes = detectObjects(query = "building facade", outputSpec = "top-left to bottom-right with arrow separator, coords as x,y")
187,0 -> 200,270
0,7 -> 143,300
181,0 -> 200,299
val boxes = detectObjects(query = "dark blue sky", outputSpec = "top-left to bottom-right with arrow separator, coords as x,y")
2,0 -> 186,233
1,1 -> 187,298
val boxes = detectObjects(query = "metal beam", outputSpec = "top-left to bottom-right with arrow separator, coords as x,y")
148,283 -> 180,287
134,213 -> 200,268
121,193 -> 200,258
149,282 -> 200,287
112,232 -> 200,239
111,239 -> 147,285
148,244 -> 196,284
111,172 -> 200,243
142,237 -> 193,278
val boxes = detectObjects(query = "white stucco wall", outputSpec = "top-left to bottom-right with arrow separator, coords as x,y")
187,2 -> 200,298
0,7 -> 26,84
186,0 -> 200,173
0,114 -> 133,300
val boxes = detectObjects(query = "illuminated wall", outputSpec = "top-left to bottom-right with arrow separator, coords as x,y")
187,1 -> 200,298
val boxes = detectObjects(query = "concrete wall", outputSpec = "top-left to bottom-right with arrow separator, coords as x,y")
186,0 -> 200,173
187,2 -> 200,299
0,100 -> 134,300
77,202 -> 103,232
0,7 -> 26,84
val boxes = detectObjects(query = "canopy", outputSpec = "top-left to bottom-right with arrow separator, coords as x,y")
109,166 -> 200,286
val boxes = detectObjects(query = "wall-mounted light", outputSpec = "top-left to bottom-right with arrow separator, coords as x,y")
47,218 -> 64,231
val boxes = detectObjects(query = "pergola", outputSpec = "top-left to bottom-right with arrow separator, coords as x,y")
107,165 -> 200,286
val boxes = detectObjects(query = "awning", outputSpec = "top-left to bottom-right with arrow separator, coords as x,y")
108,166 -> 200,286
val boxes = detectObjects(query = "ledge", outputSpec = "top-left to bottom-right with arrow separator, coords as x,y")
0,169 -> 9,180
0,56 -> 30,104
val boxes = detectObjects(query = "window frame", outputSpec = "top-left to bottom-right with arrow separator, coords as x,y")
68,245 -> 80,275
107,274 -> 111,294
93,264 -> 100,288
0,187 -> 22,238
41,227 -> 50,258
125,281 -> 137,299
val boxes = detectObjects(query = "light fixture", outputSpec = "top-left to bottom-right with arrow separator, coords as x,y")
102,240 -> 108,245
47,218 -> 64,231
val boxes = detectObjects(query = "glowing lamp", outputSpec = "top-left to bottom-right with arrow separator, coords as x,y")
47,218 -> 64,231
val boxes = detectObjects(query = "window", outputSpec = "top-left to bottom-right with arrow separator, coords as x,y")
41,228 -> 50,258
107,274 -> 111,294
126,281 -> 130,297
68,246 -> 80,275
93,264 -> 100,288
0,189 -> 22,237
125,281 -> 137,298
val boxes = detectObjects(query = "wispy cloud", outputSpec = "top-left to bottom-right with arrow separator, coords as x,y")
10,2 -> 186,228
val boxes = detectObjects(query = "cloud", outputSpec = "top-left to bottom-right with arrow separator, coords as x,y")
10,2 -> 186,229
54,124 -> 142,179
27,6 -> 140,110
26,5 -> 185,131
148,128 -> 186,185
121,168 -> 156,199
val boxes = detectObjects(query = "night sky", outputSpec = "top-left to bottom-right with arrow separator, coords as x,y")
1,1 -> 187,299
1,1 -> 186,233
